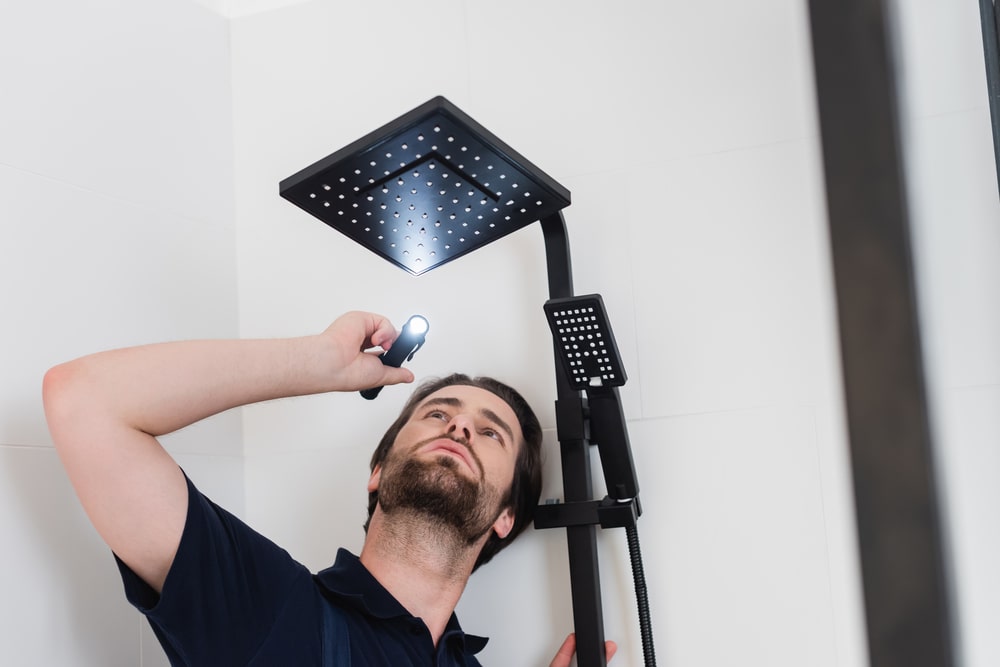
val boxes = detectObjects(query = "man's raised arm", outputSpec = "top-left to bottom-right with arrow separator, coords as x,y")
42,311 -> 413,592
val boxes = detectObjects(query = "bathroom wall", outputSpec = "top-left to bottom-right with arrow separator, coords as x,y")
2,0 -> 995,665
0,2 -> 242,665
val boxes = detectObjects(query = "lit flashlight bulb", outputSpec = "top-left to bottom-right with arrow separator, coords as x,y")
405,315 -> 429,337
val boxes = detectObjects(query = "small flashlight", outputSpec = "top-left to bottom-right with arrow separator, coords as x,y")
360,314 -> 429,400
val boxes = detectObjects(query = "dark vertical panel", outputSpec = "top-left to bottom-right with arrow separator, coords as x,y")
806,1 -> 956,666
982,0 -> 1000,195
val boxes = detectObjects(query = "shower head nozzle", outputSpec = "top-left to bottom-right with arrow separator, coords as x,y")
279,96 -> 571,276
544,294 -> 627,392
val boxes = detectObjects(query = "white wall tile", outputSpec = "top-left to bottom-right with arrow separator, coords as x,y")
559,169 -> 643,421
464,1 -> 631,180
891,0 -> 992,119
0,445 -> 138,666
618,0 -> 817,162
467,407 -> 848,667
0,445 -> 243,665
0,0 -> 233,226
225,0 -> 314,18
895,7 -> 1000,663
231,0 -> 470,194
2,1 -> 238,662
904,108 -> 1000,390
243,445 -> 372,572
625,408 -> 838,666
0,164 -> 239,451
933,386 -> 1000,667
629,139 -> 832,418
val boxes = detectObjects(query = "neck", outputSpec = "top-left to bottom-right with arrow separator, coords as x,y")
359,508 -> 485,646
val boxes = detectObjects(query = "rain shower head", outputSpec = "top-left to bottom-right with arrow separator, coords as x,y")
279,96 -> 572,276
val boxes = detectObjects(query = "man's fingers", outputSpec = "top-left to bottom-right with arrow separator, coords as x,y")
606,640 -> 618,662
549,634 -> 576,667
368,315 -> 398,351
380,366 -> 414,387
549,634 -> 618,667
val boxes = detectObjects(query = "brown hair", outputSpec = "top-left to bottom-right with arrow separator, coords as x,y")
365,373 -> 543,571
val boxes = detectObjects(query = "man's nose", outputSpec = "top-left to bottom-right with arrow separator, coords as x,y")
447,414 -> 473,443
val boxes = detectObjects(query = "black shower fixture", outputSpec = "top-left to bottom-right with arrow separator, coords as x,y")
543,294 -> 638,502
280,96 -> 571,276
544,294 -> 628,392
281,96 -> 653,667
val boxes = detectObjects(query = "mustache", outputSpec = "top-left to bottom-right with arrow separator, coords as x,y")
411,434 -> 484,478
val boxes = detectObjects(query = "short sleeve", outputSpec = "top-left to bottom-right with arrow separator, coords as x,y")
115,471 -> 316,666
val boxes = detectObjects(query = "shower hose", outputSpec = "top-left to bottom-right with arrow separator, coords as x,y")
626,522 -> 657,666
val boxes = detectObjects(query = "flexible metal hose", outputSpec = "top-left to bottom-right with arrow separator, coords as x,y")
626,522 -> 657,666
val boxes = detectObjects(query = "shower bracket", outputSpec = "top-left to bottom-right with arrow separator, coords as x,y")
535,495 -> 642,531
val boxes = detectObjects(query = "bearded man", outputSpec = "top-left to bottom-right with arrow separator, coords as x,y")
43,311 -> 615,666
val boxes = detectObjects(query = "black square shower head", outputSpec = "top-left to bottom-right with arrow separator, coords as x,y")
279,96 -> 572,276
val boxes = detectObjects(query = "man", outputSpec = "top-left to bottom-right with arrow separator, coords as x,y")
43,311 -> 615,665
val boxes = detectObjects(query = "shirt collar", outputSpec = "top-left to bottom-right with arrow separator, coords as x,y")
314,548 -> 489,654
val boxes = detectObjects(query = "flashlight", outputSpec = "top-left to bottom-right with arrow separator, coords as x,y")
360,314 -> 429,400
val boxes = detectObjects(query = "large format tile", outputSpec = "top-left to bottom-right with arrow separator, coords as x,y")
0,0 -> 233,226
905,108 -> 1000,390
243,445 -> 374,572
0,164 -> 239,450
232,0 -> 469,187
0,447 -> 243,666
558,169 -> 642,421
0,445 -> 138,666
618,0 -> 817,162
892,0 -> 991,120
934,385 -> 1000,667
623,407 -> 838,666
464,1 -> 630,180
628,139 -> 832,418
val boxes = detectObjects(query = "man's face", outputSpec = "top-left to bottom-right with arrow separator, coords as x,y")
369,385 -> 523,544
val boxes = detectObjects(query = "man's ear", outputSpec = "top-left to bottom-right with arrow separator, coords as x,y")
367,465 -> 382,493
492,507 -> 515,540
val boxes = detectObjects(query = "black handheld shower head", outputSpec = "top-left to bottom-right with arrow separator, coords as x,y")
544,294 -> 638,501
544,294 -> 628,392
360,314 -> 429,400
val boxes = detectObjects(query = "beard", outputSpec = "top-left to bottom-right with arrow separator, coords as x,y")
377,446 -> 508,545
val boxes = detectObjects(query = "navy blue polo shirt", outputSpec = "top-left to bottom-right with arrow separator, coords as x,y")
115,473 -> 487,666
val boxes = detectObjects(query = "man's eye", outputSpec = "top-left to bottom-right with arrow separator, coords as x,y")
427,410 -> 448,421
482,428 -> 501,442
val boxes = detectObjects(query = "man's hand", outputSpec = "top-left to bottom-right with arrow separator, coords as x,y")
549,633 -> 618,667
318,311 -> 415,392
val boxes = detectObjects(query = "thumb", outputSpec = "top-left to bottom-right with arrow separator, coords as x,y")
378,366 -> 415,388
549,634 -> 575,667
